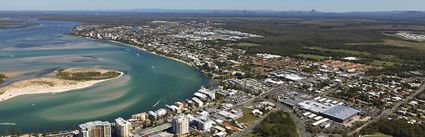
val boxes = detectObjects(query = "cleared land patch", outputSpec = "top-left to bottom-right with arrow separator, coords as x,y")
237,108 -> 260,125
308,47 -> 371,56
295,54 -> 328,61
361,133 -> 393,137
228,42 -> 260,48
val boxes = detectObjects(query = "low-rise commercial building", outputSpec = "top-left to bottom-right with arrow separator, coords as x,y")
298,100 -> 360,123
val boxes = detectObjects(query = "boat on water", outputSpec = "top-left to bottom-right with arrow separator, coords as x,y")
0,123 -> 16,126
152,99 -> 161,107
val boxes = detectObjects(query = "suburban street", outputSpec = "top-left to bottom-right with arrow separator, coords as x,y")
230,86 -> 289,109
349,79 -> 425,135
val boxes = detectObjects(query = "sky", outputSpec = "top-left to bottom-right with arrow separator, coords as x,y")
0,0 -> 424,12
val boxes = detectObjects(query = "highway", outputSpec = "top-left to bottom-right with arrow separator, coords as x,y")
231,109 -> 279,137
230,85 -> 307,137
349,80 -> 425,135
231,86 -> 288,109
231,78 -> 425,137
269,98 -> 307,137
231,99 -> 307,137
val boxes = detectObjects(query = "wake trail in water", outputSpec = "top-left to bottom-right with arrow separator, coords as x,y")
152,99 -> 162,107
0,123 -> 16,126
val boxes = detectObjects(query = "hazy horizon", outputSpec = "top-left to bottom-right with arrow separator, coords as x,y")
1,8 -> 425,13
0,0 -> 425,12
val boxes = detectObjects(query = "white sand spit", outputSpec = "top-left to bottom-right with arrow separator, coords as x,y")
0,72 -> 123,102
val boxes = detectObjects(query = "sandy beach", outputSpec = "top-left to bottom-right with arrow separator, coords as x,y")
106,40 -> 211,77
0,71 -> 123,102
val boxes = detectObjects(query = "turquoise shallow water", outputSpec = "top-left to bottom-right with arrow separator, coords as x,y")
0,20 -> 208,133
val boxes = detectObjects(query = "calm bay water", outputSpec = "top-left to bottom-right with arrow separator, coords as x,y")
0,20 -> 208,133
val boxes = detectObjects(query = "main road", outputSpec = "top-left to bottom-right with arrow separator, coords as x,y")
349,79 -> 425,135
231,109 -> 279,137
231,86 -> 290,109
230,85 -> 307,137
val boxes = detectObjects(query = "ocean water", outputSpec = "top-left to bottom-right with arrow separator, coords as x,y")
0,20 -> 208,133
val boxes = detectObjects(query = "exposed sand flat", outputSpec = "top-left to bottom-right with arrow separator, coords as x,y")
2,42 -> 102,50
0,55 -> 97,64
0,69 -> 42,78
0,72 -> 123,102
1,68 -> 57,77
1,71 -> 20,78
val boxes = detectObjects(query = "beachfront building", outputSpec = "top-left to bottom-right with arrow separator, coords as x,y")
115,117 -> 132,137
132,112 -> 148,121
172,115 -> 189,136
198,87 -> 216,100
79,121 -> 112,137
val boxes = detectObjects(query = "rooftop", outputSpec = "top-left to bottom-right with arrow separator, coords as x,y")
79,121 -> 111,129
322,105 -> 360,121
298,100 -> 334,113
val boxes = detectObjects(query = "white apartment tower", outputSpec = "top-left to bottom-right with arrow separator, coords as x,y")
172,115 -> 189,136
115,117 -> 132,137
79,121 -> 112,137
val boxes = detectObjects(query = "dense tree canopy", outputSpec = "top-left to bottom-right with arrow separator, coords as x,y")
362,119 -> 425,137
224,19 -> 425,68
56,70 -> 120,81
253,110 -> 299,137
0,74 -> 6,84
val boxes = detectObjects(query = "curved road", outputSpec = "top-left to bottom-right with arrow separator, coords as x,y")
231,86 -> 307,137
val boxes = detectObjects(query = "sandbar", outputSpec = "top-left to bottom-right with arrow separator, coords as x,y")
0,68 -> 123,102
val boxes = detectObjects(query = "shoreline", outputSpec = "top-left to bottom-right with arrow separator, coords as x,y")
105,40 -> 209,77
0,71 -> 123,102
72,35 -> 199,70
107,40 -> 196,67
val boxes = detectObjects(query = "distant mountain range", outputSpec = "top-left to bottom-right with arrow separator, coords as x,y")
2,8 -> 425,14
1,9 -> 425,21
61,9 -> 425,19
52,9 -> 425,14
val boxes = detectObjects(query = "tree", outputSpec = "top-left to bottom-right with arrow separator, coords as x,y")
253,111 -> 299,137
362,119 -> 425,137
0,74 -> 6,84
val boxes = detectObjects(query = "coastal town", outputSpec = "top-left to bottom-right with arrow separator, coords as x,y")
39,20 -> 425,137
